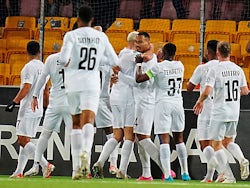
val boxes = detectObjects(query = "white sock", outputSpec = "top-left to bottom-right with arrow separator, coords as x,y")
98,138 -> 119,167
82,123 -> 94,155
34,129 -> 52,166
203,146 -> 216,180
107,133 -> 119,167
139,138 -> 162,171
71,129 -> 83,171
138,143 -> 151,178
14,146 -> 28,175
119,140 -> 134,174
160,144 -> 171,178
215,149 -> 234,179
176,142 -> 189,174
227,142 -> 245,163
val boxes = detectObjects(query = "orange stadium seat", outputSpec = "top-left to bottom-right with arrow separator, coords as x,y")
6,51 -> 28,85
205,20 -> 236,44
0,63 -> 10,85
138,19 -> 170,42
170,19 -> 200,43
230,43 -> 242,66
3,16 -> 36,39
0,39 -> 6,62
107,18 -> 134,32
69,17 -> 77,31
108,37 -> 127,54
242,68 -> 250,87
183,64 -> 196,89
43,39 -> 63,53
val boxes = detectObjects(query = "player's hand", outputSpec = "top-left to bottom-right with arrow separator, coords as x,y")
5,101 -> 17,112
112,66 -> 120,75
193,100 -> 203,115
110,74 -> 118,85
31,97 -> 38,112
135,54 -> 143,64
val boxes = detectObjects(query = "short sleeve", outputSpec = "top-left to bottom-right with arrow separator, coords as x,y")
189,65 -> 201,85
205,68 -> 216,88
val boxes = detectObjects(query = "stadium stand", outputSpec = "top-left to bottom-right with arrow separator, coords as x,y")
170,19 -> 200,43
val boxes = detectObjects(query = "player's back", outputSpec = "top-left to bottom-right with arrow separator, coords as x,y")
44,53 -> 68,107
209,61 -> 246,121
19,59 -> 44,118
62,27 -> 118,93
154,60 -> 184,103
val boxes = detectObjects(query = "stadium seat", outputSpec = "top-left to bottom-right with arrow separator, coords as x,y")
0,63 -> 10,85
235,21 -> 250,60
183,64 -> 196,89
6,51 -> 27,85
242,68 -> 250,87
175,42 -> 200,55
3,16 -> 36,39
0,39 -> 6,62
230,43 -> 242,66
43,39 -> 63,53
35,17 -> 69,40
107,18 -> 134,32
138,19 -> 171,42
108,37 -> 127,54
69,17 -> 77,31
205,20 -> 236,44
0,27 -> 4,38
175,54 -> 200,68
170,19 -> 200,43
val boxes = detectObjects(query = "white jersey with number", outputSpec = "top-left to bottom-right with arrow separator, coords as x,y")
33,52 -> 69,107
189,60 -> 219,120
59,27 -> 118,93
133,54 -> 157,104
110,47 -> 138,105
205,61 -> 247,121
147,60 -> 184,104
18,59 -> 44,119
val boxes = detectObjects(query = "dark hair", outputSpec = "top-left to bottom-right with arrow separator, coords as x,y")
78,5 -> 94,23
207,40 -> 218,54
27,41 -> 40,56
138,31 -> 150,40
163,43 -> 176,57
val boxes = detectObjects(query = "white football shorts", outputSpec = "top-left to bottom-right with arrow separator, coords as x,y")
16,117 -> 42,137
95,98 -> 113,128
197,119 -> 211,141
43,105 -> 72,132
111,100 -> 135,129
209,120 -> 238,141
154,102 -> 185,135
66,90 -> 100,115
133,102 -> 154,136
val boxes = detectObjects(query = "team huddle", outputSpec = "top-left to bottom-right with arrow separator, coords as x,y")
4,5 -> 249,184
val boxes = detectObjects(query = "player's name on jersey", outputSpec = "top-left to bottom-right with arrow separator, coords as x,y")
222,70 -> 240,77
163,68 -> 183,75
78,37 -> 100,44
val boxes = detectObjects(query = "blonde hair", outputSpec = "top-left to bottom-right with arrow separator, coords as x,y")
127,31 -> 139,42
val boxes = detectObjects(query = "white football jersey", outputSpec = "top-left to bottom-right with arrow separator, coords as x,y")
18,59 -> 44,119
110,47 -> 138,105
59,27 -> 118,93
33,52 -> 69,107
133,54 -> 157,105
205,61 -> 247,121
147,60 -> 184,104
99,63 -> 112,99
189,60 -> 219,120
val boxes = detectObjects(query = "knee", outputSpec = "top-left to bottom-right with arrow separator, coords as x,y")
17,136 -> 30,147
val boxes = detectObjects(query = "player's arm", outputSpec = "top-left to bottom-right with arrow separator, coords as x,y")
187,81 -> 196,92
59,33 -> 73,66
193,85 -> 212,115
240,86 -> 249,96
135,64 -> 151,83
